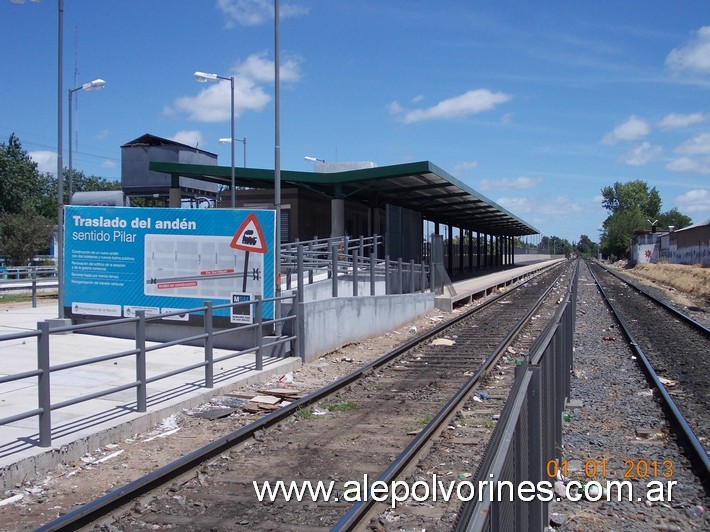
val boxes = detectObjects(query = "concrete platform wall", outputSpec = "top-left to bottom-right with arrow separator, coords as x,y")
299,293 -> 434,362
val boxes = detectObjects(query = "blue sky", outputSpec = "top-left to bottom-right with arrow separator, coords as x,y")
2,1 -> 709,244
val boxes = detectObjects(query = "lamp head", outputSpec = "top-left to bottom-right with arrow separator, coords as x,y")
82,79 -> 106,91
194,71 -> 218,82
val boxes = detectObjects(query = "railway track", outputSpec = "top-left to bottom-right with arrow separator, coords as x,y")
587,260 -> 710,492
38,262 -> 572,531
355,266 -> 574,531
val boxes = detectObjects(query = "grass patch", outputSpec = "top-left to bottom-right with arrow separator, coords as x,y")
631,262 -> 710,301
419,414 -> 435,425
320,399 -> 357,412
0,292 -> 57,306
294,406 -> 316,420
455,413 -> 476,427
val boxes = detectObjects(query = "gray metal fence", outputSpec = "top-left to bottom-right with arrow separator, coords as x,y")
459,261 -> 578,531
0,266 -> 58,308
0,293 -> 296,448
281,235 -> 430,299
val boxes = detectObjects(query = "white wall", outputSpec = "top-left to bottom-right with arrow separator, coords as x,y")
299,293 -> 434,361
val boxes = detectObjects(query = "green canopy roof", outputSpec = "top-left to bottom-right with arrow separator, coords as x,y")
149,160 -> 538,237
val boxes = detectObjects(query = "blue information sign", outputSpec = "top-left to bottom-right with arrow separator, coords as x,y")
63,206 -> 275,320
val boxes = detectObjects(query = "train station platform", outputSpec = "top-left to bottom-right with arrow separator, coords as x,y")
0,257 -> 561,491
435,257 -> 565,312
0,306 -> 300,490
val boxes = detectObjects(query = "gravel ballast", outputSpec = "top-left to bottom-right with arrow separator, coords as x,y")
549,261 -> 709,531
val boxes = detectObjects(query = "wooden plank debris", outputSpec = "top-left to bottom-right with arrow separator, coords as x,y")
256,388 -> 303,399
250,395 -> 282,405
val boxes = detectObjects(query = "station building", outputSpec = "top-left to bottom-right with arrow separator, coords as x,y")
121,134 -> 539,277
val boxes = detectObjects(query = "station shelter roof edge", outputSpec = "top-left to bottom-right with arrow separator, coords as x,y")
148,160 -> 539,237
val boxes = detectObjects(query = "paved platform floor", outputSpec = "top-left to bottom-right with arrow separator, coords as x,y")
0,303 -> 299,488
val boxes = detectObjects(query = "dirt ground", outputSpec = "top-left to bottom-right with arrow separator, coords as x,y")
0,260 -> 707,529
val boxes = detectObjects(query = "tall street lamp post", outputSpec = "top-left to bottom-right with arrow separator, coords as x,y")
11,0 -> 66,318
194,71 -> 235,207
68,78 -> 105,203
274,0 -> 282,333
219,137 -> 247,167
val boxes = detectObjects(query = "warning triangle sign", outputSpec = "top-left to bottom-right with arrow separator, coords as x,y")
230,213 -> 268,253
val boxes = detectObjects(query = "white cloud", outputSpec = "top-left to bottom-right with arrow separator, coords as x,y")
674,189 -> 710,214
621,142 -> 662,166
601,115 -> 651,144
452,161 -> 478,174
237,51 -> 301,83
538,196 -> 584,217
390,89 -> 511,124
28,150 -> 57,174
217,0 -> 309,27
479,176 -> 542,191
171,130 -> 204,149
497,195 -> 582,217
666,156 -> 710,174
169,52 -> 301,122
658,112 -> 707,129
496,196 -> 532,213
666,26 -> 710,73
674,133 -> 710,155
100,159 -> 118,169
387,101 -> 404,114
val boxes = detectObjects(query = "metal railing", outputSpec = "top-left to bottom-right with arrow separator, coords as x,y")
0,293 -> 297,448
457,260 -> 578,532
281,234 -> 380,288
0,267 -> 59,308
281,235 -> 430,298
0,265 -> 57,281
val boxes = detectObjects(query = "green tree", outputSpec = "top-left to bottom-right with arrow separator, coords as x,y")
0,134 -> 51,216
66,169 -> 122,197
657,207 -> 692,231
599,180 -> 693,260
514,237 -> 536,251
600,208 -> 647,259
0,210 -> 54,265
601,180 -> 661,219
0,134 -> 57,264
538,235 -> 573,256
575,234 -> 599,257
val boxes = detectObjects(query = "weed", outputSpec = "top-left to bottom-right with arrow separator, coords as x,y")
295,406 -> 315,420
0,293 -> 56,305
321,399 -> 357,412
419,414 -> 435,425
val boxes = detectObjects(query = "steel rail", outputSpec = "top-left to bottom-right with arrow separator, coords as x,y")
36,264 -> 562,531
591,259 -> 710,337
453,258 -> 580,532
588,262 -> 710,494
333,266 -> 567,530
